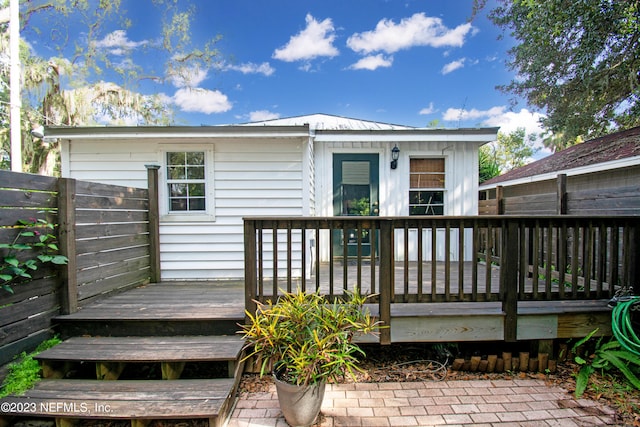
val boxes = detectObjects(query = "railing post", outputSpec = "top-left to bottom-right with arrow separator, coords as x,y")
501,219 -> 519,342
244,219 -> 257,318
58,178 -> 77,314
146,164 -> 161,283
378,219 -> 392,345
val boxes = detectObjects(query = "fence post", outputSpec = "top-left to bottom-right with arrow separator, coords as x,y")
496,186 -> 504,215
378,219 -> 392,345
244,219 -> 257,318
501,219 -> 519,342
58,178 -> 77,314
146,165 -> 161,283
557,174 -> 567,215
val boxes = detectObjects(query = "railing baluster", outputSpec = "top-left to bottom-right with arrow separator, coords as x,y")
356,222 -> 363,292
343,222 -> 348,293
485,222 -> 492,299
431,220 -> 437,300
472,220 -> 478,301
532,221 -> 540,299
273,225 -> 278,297
458,222 -> 464,301
404,220 -> 409,299
609,224 -> 619,295
287,224 -> 292,293
545,223 -> 553,299
571,226 -> 580,298
370,223 -> 376,295
315,224 -> 321,292
445,221 -> 451,301
329,226 -> 335,297
559,222 -> 567,299
258,225 -> 264,299
417,222 -> 423,301
584,221 -> 593,299
301,227 -> 306,293
518,225 -> 526,300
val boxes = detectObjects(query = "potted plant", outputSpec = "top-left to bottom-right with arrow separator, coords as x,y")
239,288 -> 381,427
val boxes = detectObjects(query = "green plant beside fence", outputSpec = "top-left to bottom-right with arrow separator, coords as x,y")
0,218 -> 68,294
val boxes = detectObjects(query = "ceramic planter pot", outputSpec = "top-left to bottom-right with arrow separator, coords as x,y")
273,373 -> 326,427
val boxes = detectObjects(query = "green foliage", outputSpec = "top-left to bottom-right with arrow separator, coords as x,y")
239,288 -> 383,386
0,218 -> 68,294
478,145 -> 500,183
0,336 -> 62,398
572,329 -> 640,397
488,0 -> 640,148
495,128 -> 539,171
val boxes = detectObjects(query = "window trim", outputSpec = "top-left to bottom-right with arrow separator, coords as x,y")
159,144 -> 215,222
408,157 -> 446,216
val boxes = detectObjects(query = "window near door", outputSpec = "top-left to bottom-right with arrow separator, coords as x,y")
409,158 -> 445,215
167,151 -> 206,212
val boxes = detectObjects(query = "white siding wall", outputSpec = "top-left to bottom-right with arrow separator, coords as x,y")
62,137 -> 306,280
314,139 -> 482,262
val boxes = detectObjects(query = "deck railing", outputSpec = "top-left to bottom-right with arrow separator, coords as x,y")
244,216 -> 639,343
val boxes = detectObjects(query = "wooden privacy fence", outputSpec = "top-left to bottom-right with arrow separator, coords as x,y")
0,170 -> 159,365
479,174 -> 640,216
244,216 -> 639,344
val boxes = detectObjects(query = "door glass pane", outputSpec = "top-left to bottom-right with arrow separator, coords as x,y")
342,184 -> 370,215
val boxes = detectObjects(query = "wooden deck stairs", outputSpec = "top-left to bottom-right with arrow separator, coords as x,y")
0,283 -> 247,427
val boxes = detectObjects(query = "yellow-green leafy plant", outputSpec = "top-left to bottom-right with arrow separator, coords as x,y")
239,288 -> 382,386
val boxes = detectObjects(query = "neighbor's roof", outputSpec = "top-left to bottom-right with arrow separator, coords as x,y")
481,126 -> 640,188
238,113 -> 415,130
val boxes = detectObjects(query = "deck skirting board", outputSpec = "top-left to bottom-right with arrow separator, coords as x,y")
391,316 -> 504,342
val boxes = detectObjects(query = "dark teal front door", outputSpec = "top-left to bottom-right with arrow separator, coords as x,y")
333,154 -> 379,257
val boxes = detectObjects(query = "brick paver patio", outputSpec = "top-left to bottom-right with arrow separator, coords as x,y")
226,378 -> 622,426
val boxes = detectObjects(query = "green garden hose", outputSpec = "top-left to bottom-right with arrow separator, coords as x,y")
611,296 -> 640,356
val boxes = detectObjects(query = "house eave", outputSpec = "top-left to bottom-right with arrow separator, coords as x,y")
314,127 -> 499,143
45,125 -> 311,140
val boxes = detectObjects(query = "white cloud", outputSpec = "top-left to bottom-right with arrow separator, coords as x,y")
93,30 -> 148,55
442,106 -> 550,155
249,110 -> 280,121
419,102 -> 436,115
172,88 -> 232,114
349,54 -> 393,70
273,14 -> 339,62
346,13 -> 474,55
227,62 -> 275,76
169,66 -> 208,88
441,58 -> 466,74
442,106 -> 507,122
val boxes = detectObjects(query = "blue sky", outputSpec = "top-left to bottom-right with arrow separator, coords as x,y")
22,0 -> 547,150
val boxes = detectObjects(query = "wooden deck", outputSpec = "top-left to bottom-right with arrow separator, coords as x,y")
1,279 -> 614,427
57,278 -> 613,344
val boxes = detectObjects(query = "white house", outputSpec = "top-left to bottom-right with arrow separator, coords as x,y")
50,114 -> 498,280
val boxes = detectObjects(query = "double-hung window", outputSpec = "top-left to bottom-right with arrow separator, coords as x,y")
162,149 -> 213,220
409,158 -> 445,215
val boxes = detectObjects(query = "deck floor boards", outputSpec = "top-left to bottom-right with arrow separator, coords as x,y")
1,379 -> 235,419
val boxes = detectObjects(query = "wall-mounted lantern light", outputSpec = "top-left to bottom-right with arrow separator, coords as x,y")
390,145 -> 400,169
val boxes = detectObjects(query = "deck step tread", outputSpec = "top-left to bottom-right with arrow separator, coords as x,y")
1,378 -> 235,419
54,306 -> 245,321
35,336 -> 244,363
